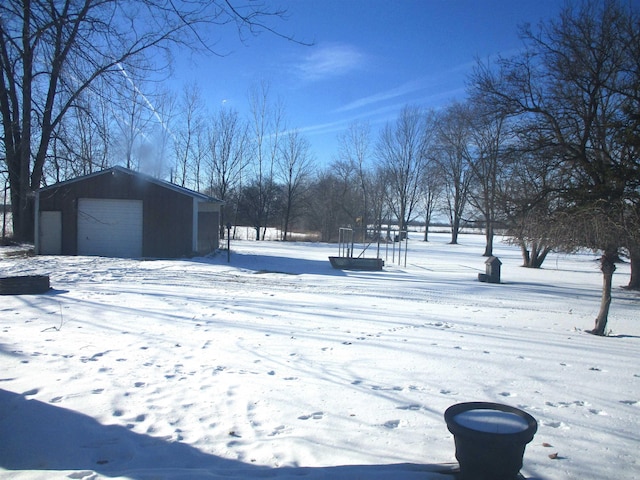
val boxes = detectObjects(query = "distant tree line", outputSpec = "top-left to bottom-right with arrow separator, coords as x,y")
1,1 -> 638,334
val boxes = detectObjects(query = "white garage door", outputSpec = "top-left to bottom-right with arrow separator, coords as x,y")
77,198 -> 143,257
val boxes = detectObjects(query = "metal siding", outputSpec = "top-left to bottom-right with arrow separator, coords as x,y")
77,198 -> 143,257
192,198 -> 198,253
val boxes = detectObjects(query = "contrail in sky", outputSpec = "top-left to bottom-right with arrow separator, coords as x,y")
116,63 -> 176,142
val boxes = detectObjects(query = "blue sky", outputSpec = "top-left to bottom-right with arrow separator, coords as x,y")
173,0 -> 565,166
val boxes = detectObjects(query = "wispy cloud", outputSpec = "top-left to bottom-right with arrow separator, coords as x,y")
335,61 -> 475,115
296,87 -> 468,142
295,43 -> 367,81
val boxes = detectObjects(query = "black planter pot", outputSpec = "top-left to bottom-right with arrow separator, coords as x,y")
444,402 -> 537,480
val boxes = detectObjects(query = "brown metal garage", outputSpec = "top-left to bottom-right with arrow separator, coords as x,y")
35,166 -> 222,258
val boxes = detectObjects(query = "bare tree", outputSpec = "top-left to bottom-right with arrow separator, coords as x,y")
173,83 -> 206,188
307,169 -> 343,242
206,107 -> 249,236
330,159 -> 362,228
0,0 -> 293,241
376,105 -> 434,235
278,129 -> 313,241
247,82 -> 284,240
498,147 -> 560,268
618,10 -> 640,290
420,161 -> 442,242
47,85 -> 112,182
337,120 -> 373,242
466,103 -> 509,256
433,102 -> 474,244
471,0 -> 640,335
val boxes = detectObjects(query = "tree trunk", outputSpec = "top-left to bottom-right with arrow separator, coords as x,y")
529,244 -> 550,268
625,246 -> 640,290
483,221 -> 494,257
589,249 -> 617,336
16,0 -> 34,242
283,213 -> 290,241
520,243 -> 531,266
520,241 -> 550,268
450,217 -> 460,244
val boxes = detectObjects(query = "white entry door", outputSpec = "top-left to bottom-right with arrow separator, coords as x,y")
77,198 -> 143,257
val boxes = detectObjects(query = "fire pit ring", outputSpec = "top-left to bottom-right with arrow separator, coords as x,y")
0,275 -> 51,295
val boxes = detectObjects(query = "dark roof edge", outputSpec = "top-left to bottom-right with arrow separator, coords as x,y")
38,166 -> 223,203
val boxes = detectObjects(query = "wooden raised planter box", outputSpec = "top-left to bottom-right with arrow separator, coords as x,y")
328,256 -> 384,271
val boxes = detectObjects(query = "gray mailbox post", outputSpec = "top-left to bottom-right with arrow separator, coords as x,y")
478,256 -> 501,284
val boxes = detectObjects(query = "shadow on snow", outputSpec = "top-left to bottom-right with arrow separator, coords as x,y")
0,388 -> 453,480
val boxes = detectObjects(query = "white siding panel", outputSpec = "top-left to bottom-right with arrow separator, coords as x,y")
77,198 -> 143,257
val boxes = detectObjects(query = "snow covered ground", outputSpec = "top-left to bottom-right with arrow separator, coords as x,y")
0,232 -> 638,480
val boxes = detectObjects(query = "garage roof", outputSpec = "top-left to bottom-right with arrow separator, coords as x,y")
38,165 -> 223,203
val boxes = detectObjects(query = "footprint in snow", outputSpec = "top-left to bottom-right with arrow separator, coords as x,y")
541,420 -> 566,429
384,419 -> 400,429
298,411 -> 323,420
372,385 -> 403,392
81,351 -> 110,363
619,400 -> 638,406
269,425 -> 286,436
